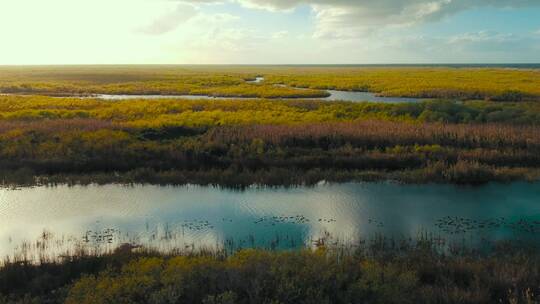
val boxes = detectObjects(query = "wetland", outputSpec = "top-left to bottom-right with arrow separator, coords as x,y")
1,65 -> 540,304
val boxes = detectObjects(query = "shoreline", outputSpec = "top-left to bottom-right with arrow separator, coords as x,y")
2,167 -> 539,189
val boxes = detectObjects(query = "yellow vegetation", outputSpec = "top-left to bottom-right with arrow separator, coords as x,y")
1,65 -> 539,100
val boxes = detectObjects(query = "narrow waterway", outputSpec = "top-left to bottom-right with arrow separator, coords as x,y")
1,77 -> 426,103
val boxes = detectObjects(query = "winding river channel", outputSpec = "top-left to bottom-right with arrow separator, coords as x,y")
1,77 -> 424,103
93,77 -> 424,103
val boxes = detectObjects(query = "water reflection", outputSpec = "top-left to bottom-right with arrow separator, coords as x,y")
92,91 -> 424,103
1,182 -> 540,258
323,90 -> 424,103
2,75 -> 424,103
246,76 -> 264,84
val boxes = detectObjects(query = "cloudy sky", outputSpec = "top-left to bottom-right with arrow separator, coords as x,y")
1,0 -> 539,64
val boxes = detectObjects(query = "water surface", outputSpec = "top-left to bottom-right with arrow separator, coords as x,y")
246,76 -> 264,84
322,90 -> 423,103
92,91 -> 424,103
1,76 -> 425,103
1,182 -> 539,258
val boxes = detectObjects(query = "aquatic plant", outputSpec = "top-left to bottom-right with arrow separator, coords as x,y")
2,233 -> 540,304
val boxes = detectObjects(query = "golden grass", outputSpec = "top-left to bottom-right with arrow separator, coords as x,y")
0,65 -> 539,100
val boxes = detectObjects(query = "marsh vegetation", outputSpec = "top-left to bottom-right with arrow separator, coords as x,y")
1,65 -> 540,303
2,234 -> 540,304
0,93 -> 539,186
2,65 -> 540,101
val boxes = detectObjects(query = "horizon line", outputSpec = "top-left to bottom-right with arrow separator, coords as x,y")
1,63 -> 539,67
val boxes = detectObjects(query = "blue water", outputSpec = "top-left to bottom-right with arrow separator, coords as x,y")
1,182 -> 539,257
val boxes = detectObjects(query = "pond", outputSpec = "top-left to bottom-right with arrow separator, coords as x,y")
1,182 -> 539,259
246,76 -> 265,84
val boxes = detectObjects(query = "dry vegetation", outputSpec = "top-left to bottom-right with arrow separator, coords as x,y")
0,93 -> 538,186
2,240 -> 540,304
1,66 -> 540,303
0,66 -> 539,186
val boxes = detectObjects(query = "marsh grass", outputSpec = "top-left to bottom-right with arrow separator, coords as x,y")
2,229 -> 540,304
0,116 -> 539,187
1,66 -> 540,101
0,68 -> 539,186
264,67 -> 540,101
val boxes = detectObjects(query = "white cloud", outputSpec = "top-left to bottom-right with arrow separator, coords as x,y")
371,30 -> 540,63
445,31 -> 536,56
272,30 -> 289,39
447,31 -> 517,44
309,0 -> 540,39
1,0 -> 539,64
189,28 -> 263,52
180,0 -> 540,39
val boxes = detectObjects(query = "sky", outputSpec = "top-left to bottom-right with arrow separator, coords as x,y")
0,0 -> 539,64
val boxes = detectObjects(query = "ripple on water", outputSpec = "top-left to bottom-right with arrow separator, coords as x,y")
1,182 -> 540,258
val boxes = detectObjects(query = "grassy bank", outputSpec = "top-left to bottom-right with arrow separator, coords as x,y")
1,241 -> 540,303
0,96 -> 539,186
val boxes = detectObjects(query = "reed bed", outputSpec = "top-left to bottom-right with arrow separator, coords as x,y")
206,121 -> 540,150
0,74 -> 539,186
1,229 -> 540,303
0,117 -> 538,186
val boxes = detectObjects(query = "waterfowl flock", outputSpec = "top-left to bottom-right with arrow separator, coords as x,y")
181,220 -> 214,231
254,215 -> 312,226
435,216 -> 540,234
367,218 -> 385,228
80,214 -> 540,246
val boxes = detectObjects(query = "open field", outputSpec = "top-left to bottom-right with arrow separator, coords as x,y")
0,93 -> 539,186
1,65 -> 540,101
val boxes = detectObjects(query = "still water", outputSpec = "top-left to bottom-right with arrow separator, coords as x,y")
1,182 -> 540,258
93,77 -> 424,103
2,76 -> 425,103
322,90 -> 423,103
92,91 -> 424,103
